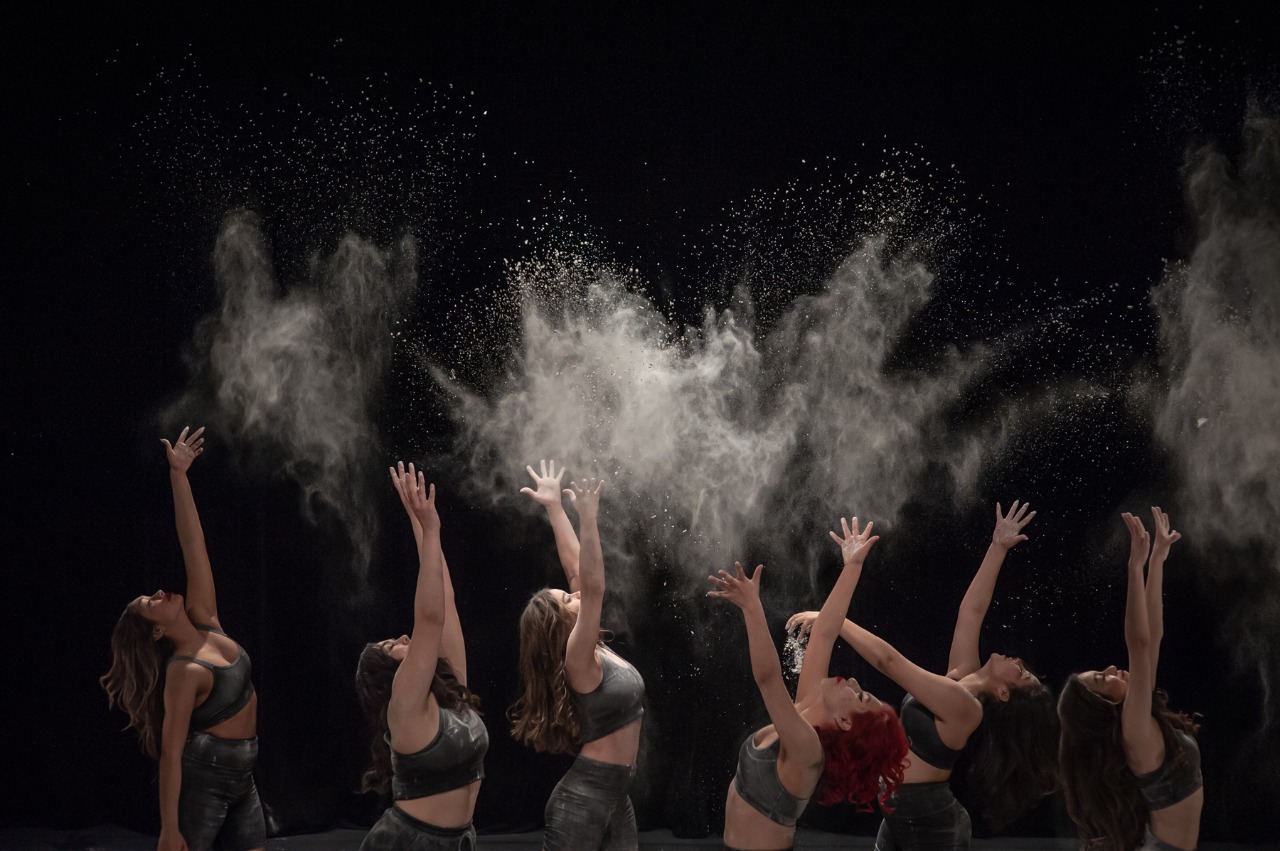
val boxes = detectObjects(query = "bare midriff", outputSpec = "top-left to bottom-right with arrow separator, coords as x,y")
1148,788 -> 1203,851
579,716 -> 642,766
722,783 -> 796,850
900,747 -> 951,785
203,692 -> 257,739
395,780 -> 481,830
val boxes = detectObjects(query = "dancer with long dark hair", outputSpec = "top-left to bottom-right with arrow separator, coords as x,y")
355,463 -> 486,850
789,501 -> 1057,848
1058,508 -> 1200,851
101,428 -> 264,851
707,515 -> 908,851
509,461 -> 644,850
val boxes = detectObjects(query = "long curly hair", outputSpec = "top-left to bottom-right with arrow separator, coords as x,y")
354,644 -> 481,797
814,705 -> 910,811
508,588 -> 607,754
966,681 -> 1061,829
100,605 -> 175,760
1057,675 -> 1201,850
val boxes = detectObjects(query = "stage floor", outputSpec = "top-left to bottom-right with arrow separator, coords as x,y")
0,826 -> 1269,851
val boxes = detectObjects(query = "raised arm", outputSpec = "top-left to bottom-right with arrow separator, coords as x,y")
948,500 -> 1035,678
398,478 -> 467,685
1119,512 -> 1161,765
787,611 -> 982,728
1145,506 -> 1180,676
439,552 -> 467,685
522,460 -> 581,592
563,479 -> 606,693
161,427 -> 218,628
710,563 -> 821,766
794,517 -> 878,705
386,464 -> 446,739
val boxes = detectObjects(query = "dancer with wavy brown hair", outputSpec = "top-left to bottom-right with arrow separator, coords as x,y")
1058,508 -> 1200,851
509,461 -> 644,850
101,428 -> 264,851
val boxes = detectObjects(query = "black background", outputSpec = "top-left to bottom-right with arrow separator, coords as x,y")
5,3 -> 1280,843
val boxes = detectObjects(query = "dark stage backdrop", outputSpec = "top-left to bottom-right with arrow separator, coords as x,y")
6,4 -> 1280,843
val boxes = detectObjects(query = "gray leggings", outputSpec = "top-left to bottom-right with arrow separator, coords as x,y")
544,754 -> 637,851
874,781 -> 971,851
179,731 -> 265,851
360,805 -> 476,851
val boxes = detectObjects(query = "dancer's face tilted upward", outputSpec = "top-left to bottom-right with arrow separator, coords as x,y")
376,635 -> 410,662
130,589 -> 185,633
984,652 -> 1042,696
1079,665 -> 1129,702
553,589 -> 581,618
820,675 -> 884,728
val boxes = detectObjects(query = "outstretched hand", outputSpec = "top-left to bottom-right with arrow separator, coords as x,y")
520,459 -> 567,509
829,516 -> 879,566
389,461 -> 439,532
161,426 -> 205,473
785,609 -> 819,635
1149,506 -> 1181,559
707,561 -> 764,610
992,499 -> 1035,550
564,478 -> 605,518
1121,512 -> 1150,566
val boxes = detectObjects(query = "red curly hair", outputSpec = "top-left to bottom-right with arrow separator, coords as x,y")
815,705 -> 909,810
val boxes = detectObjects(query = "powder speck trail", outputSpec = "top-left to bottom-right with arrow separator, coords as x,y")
445,233 -> 999,601
167,212 -> 417,583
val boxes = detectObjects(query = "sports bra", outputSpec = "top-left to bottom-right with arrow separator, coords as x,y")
169,625 -> 254,730
572,649 -> 645,744
1132,727 -> 1202,810
899,692 -> 962,771
733,731 -> 811,827
391,706 -> 489,800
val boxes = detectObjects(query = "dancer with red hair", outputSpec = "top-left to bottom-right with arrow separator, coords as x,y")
789,500 -> 1056,848
709,517 -> 908,850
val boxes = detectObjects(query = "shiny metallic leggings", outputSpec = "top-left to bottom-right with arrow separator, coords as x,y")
360,805 -> 476,851
543,754 -> 637,851
874,781 -> 971,851
178,731 -> 265,851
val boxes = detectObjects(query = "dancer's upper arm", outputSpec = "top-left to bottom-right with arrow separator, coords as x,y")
564,480 -> 606,693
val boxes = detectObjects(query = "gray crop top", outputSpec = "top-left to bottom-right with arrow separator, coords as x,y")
1132,728 -> 1202,810
390,706 -> 488,800
169,625 -> 254,731
900,692 -> 962,771
572,649 -> 645,744
733,731 -> 811,827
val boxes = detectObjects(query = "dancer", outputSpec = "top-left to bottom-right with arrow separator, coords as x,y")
510,461 -> 643,850
788,501 -> 1056,848
1058,508 -> 1200,851
707,516 -> 908,851
355,463 -> 486,850
101,427 -> 264,851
